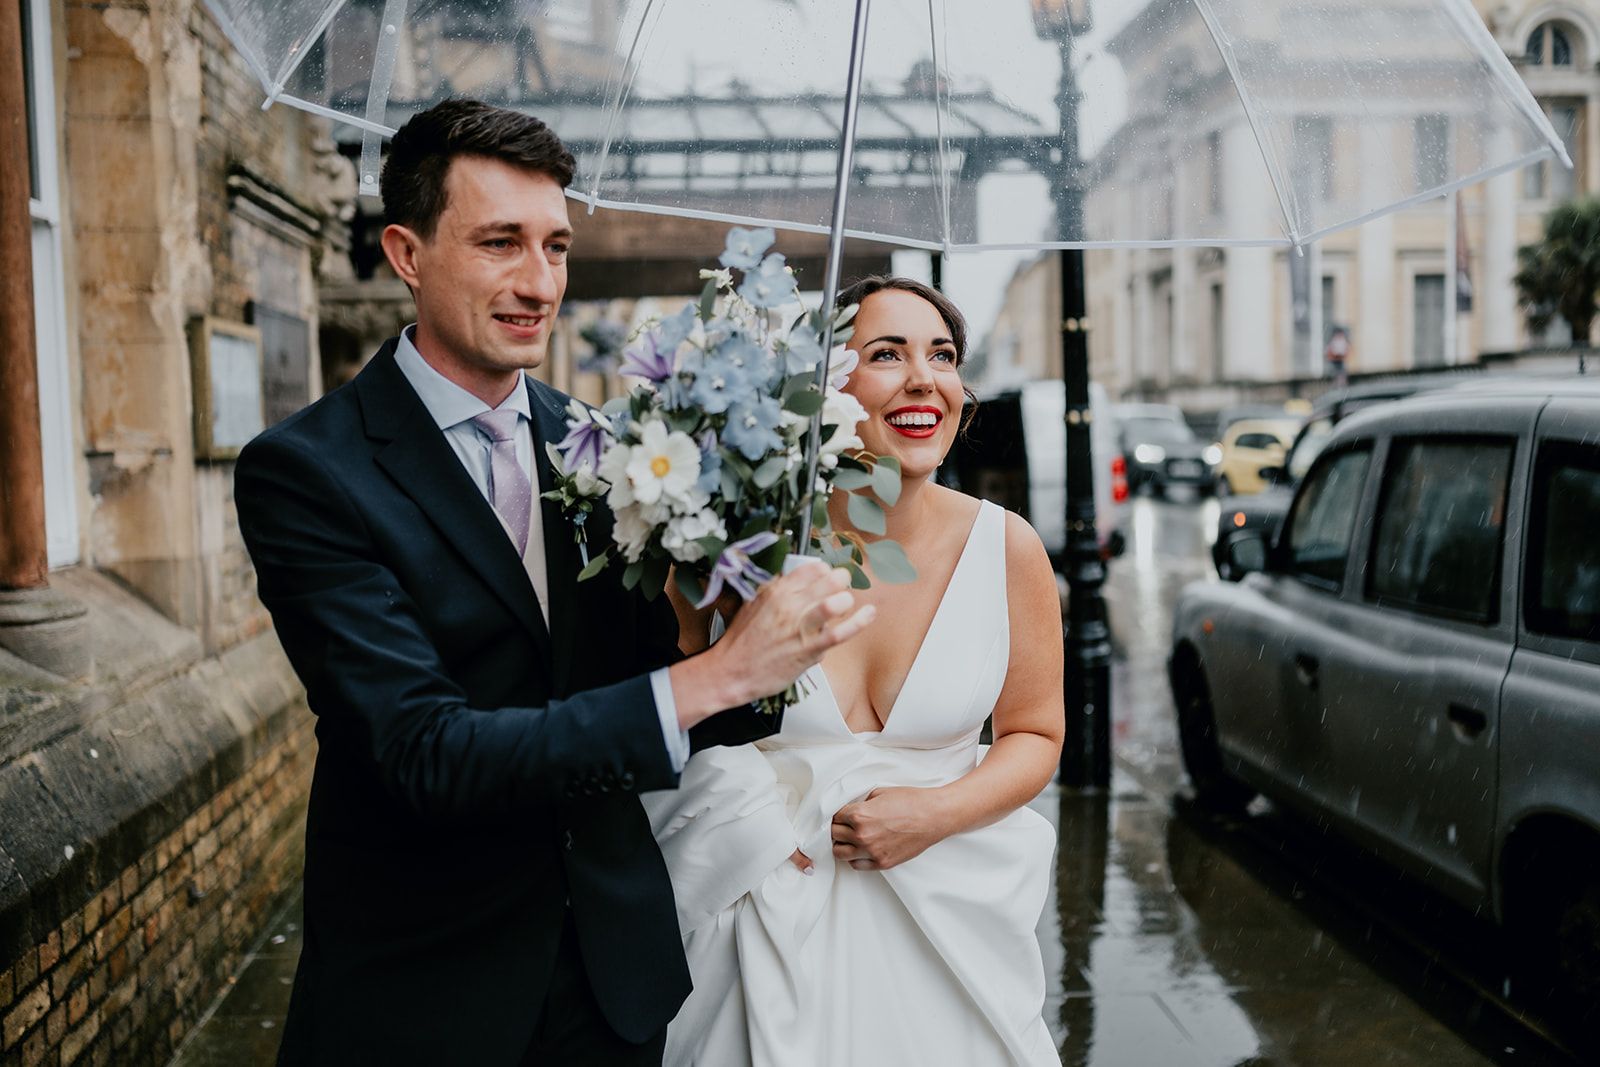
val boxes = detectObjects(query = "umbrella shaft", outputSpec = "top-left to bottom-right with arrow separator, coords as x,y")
798,0 -> 873,554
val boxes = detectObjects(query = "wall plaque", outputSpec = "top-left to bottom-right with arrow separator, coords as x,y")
188,317 -> 264,460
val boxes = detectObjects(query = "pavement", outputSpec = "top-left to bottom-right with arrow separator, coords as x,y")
170,496 -> 1585,1066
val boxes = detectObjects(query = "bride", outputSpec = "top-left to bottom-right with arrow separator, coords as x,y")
648,276 -> 1064,1066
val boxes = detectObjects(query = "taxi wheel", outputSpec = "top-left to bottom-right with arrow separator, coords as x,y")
1171,653 -> 1255,814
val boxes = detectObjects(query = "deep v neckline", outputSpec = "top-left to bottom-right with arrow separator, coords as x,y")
818,502 -> 990,738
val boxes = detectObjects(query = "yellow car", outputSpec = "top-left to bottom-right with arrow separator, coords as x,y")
1213,418 -> 1300,496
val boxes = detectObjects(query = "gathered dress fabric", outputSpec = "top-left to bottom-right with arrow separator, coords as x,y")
644,501 -> 1058,1066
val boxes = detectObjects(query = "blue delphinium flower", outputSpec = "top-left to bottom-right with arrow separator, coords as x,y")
696,431 -> 722,496
722,393 -> 784,461
738,253 -> 797,309
783,324 -> 824,375
683,347 -> 750,415
656,303 -> 698,351
719,227 -> 776,270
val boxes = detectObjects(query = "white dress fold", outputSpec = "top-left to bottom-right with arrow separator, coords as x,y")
644,502 -> 1058,1066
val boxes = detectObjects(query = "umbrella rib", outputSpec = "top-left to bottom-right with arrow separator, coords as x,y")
357,0 -> 409,194
266,0 -> 352,104
925,0 -> 953,247
1439,0 -> 1573,168
1190,0 -> 1301,246
589,0 -> 666,206
199,0 -> 278,100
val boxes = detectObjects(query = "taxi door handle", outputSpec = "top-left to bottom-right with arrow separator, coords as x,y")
1293,652 -> 1320,691
1447,703 -> 1488,740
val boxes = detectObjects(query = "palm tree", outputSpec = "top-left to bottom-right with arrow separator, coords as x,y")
1515,197 -> 1600,351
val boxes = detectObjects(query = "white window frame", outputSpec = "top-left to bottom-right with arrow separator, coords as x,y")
25,0 -> 80,567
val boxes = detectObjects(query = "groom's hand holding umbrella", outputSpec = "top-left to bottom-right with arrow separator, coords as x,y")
668,562 -> 873,731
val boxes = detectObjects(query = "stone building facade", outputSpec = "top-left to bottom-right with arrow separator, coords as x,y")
1072,0 -> 1600,407
1,0 -> 350,1060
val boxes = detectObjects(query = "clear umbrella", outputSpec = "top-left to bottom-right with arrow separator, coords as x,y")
202,0 -> 1568,249
203,0 -> 1569,541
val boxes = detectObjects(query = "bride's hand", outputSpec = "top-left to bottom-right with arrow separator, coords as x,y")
665,567 -> 743,654
787,848 -> 814,875
831,787 -> 950,872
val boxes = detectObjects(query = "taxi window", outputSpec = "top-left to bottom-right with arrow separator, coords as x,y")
1368,438 -> 1513,624
1527,441 -> 1600,644
1284,447 -> 1371,591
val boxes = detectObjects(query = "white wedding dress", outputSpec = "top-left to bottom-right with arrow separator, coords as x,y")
644,502 -> 1058,1066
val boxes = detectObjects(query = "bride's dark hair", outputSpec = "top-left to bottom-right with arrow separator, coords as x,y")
833,275 -> 967,364
834,275 -> 978,429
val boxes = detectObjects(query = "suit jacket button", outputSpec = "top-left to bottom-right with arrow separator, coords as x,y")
620,772 -> 635,789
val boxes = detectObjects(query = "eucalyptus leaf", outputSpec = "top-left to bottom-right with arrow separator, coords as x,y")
831,467 -> 872,491
871,460 -> 903,507
843,560 -> 871,590
812,493 -> 829,534
601,396 -> 631,418
699,278 -> 718,320
833,302 -> 859,329
782,373 -> 815,401
673,566 -> 705,606
622,559 -> 643,591
847,492 -> 887,536
694,536 -> 727,560
783,390 -> 825,417
577,547 -> 611,582
865,539 -> 918,584
641,556 -> 669,601
753,455 -> 788,489
720,466 -> 743,503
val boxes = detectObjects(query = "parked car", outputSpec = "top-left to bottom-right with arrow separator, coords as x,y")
1171,377 -> 1600,1004
940,381 -> 1127,563
1213,418 -> 1300,496
1211,373 -> 1487,580
1115,403 -> 1215,497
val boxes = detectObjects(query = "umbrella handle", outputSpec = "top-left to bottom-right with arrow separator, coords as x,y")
797,0 -> 873,555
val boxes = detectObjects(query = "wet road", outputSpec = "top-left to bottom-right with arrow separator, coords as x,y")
173,495 -> 1586,1066
1027,494 -> 1584,1066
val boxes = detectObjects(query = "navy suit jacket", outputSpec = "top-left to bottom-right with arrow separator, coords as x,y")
236,341 -> 755,1064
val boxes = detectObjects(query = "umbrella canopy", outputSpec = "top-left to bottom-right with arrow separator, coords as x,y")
206,0 -> 1567,250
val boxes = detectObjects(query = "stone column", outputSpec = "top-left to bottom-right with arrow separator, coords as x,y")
0,0 -> 89,678
1481,128 -> 1519,353
1356,124 -> 1396,369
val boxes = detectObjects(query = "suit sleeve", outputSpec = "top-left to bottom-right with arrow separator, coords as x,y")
235,431 -> 680,822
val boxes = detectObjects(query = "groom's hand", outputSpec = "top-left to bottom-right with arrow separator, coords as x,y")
667,563 -> 874,730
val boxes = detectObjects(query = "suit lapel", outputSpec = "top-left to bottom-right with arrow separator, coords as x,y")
528,379 -> 580,694
357,346 -> 554,661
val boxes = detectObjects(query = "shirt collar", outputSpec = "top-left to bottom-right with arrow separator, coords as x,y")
393,324 -> 532,431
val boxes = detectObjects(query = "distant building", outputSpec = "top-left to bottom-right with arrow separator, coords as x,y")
1073,0 -> 1600,406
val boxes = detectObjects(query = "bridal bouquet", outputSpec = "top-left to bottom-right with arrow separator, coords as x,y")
543,227 -> 913,703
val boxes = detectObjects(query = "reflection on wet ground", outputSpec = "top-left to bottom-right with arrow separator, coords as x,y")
174,496 -> 1584,1065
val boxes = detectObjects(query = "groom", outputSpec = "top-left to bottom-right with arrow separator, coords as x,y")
235,99 -> 872,1065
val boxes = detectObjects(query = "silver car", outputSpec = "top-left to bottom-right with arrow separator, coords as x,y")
1169,377 -> 1600,1004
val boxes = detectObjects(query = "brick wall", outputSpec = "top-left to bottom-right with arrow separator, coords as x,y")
0,702 -> 314,1067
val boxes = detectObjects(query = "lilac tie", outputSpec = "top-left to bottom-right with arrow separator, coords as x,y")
471,410 -> 532,556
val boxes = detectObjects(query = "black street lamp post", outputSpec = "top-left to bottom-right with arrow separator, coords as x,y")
1033,0 -> 1111,790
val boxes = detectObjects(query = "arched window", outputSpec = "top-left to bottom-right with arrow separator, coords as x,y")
1526,22 -> 1577,67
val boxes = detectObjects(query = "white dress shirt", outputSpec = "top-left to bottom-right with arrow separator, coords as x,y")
393,327 -> 689,772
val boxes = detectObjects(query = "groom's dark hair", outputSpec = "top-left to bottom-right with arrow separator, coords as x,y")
382,99 -> 577,238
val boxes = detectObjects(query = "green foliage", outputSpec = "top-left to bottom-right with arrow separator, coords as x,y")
1515,196 -> 1600,344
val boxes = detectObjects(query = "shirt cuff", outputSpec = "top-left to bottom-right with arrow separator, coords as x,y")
649,667 -> 692,774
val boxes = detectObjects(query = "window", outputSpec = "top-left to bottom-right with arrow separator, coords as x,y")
23,0 -> 78,567
1284,447 -> 1371,591
1287,417 -> 1335,483
1526,441 -> 1600,643
1526,22 -> 1575,67
1292,116 -> 1334,202
1234,432 -> 1285,451
1524,102 -> 1583,200
1369,439 -> 1513,623
1413,114 -> 1450,191
1412,274 -> 1446,367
